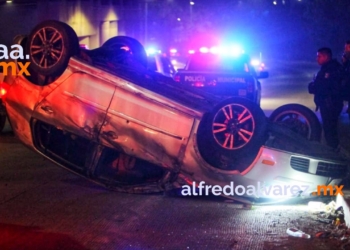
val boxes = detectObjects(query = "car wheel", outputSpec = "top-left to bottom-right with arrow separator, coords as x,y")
197,97 -> 268,171
269,103 -> 322,141
102,36 -> 148,68
27,20 -> 79,77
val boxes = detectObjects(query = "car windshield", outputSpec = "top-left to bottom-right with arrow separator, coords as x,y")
187,54 -> 250,72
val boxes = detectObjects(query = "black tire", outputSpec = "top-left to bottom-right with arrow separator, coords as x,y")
197,97 -> 268,171
102,36 -> 147,67
27,20 -> 79,77
269,103 -> 322,141
256,81 -> 261,106
60,22 -> 80,57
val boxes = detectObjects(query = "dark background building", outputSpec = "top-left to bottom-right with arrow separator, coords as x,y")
0,0 -> 142,49
1,0 -> 350,60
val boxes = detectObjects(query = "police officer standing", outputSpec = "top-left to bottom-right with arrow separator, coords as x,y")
308,47 -> 343,150
341,40 -> 350,121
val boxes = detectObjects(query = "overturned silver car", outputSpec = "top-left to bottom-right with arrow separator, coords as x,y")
1,20 -> 348,202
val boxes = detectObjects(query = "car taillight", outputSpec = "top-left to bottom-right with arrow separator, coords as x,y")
174,75 -> 180,82
0,82 -> 10,101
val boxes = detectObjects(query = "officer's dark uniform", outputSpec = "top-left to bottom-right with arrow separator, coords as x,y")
341,53 -> 350,119
308,59 -> 343,149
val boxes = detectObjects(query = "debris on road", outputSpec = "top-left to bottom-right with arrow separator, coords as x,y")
315,231 -> 331,238
286,228 -> 311,239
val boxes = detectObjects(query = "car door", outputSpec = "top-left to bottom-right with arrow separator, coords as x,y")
99,82 -> 195,170
32,70 -> 115,141
29,69 -> 116,173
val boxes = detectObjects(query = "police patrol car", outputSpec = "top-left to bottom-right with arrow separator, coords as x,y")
173,50 -> 268,105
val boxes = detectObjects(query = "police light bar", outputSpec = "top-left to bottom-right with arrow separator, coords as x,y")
188,49 -> 195,54
189,45 -> 244,56
146,48 -> 161,55
251,59 -> 260,66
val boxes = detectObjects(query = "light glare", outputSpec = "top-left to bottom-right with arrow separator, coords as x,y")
209,46 -> 219,54
229,45 -> 244,56
170,48 -> 177,54
251,59 -> 260,66
199,47 -> 209,53
146,48 -> 161,55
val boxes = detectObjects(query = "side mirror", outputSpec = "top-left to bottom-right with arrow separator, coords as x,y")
257,71 -> 269,79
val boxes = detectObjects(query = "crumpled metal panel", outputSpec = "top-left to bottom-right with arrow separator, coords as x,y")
5,78 -> 44,147
68,57 -> 220,117
5,68 -> 74,147
100,114 -> 190,171
99,83 -> 195,170
32,72 -> 115,141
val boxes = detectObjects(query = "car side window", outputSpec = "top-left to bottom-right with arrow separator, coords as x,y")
161,57 -> 175,76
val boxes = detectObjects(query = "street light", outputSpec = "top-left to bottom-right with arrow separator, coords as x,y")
190,1 -> 194,25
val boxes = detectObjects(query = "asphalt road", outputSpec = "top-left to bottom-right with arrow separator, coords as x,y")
0,60 -> 350,250
261,59 -> 322,115
0,133 -> 346,250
